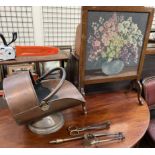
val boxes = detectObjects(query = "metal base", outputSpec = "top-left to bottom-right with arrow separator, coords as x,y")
28,112 -> 64,135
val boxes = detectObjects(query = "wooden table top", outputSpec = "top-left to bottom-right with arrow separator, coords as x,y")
0,52 -> 69,65
0,91 -> 150,148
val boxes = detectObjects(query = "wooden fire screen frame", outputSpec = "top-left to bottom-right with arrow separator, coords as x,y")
78,6 -> 154,104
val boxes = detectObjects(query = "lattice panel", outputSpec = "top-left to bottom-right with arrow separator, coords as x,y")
0,6 -> 34,46
152,9 -> 155,30
42,6 -> 81,50
1,6 -> 155,48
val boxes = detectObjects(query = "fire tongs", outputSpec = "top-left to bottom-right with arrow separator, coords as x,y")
49,132 -> 125,146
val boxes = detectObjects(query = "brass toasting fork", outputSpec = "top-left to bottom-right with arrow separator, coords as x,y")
49,132 -> 124,144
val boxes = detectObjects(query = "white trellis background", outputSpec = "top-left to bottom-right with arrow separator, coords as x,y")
0,6 -> 81,50
0,6 -> 155,49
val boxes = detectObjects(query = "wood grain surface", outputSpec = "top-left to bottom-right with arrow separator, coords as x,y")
0,53 -> 69,65
145,48 -> 155,55
0,91 -> 150,148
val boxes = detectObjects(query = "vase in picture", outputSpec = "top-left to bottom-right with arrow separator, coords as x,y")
101,59 -> 124,75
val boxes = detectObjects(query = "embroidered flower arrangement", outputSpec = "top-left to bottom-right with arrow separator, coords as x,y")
87,13 -> 143,65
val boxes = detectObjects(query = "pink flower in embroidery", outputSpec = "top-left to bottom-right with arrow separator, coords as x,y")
99,26 -> 104,32
104,21 -> 111,29
94,40 -> 101,47
102,36 -> 110,46
87,12 -> 142,63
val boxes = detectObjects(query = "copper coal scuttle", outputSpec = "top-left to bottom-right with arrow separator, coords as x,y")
3,67 -> 86,135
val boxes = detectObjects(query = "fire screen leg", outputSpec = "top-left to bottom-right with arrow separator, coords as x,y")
80,87 -> 87,114
82,102 -> 87,115
133,80 -> 144,105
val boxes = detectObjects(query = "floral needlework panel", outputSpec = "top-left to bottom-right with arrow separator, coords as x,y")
86,11 -> 148,76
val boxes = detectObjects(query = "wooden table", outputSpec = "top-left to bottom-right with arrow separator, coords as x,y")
0,91 -> 150,148
0,53 -> 69,65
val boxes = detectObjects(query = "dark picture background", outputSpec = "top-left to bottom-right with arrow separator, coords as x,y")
86,11 -> 149,71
